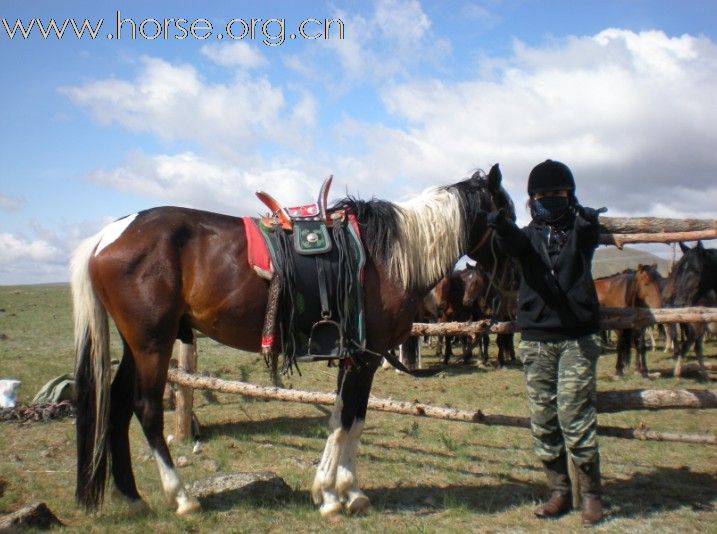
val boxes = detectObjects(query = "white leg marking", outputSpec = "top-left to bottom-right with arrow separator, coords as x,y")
153,450 -> 200,515
94,213 -> 138,256
336,420 -> 369,514
312,397 -> 345,517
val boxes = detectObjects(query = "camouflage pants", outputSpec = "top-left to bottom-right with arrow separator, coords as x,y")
519,335 -> 601,466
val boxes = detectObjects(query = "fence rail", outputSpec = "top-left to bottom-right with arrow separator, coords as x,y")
408,307 -> 717,337
167,369 -> 717,445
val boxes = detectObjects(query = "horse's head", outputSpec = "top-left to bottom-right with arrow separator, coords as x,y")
458,164 -> 517,303
459,265 -> 487,308
485,163 -> 516,222
635,263 -> 663,308
672,241 -> 717,307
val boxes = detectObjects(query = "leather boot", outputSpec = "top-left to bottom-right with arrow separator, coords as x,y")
576,458 -> 604,526
534,453 -> 571,518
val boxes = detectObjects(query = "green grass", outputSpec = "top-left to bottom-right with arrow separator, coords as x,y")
1,284 -> 716,533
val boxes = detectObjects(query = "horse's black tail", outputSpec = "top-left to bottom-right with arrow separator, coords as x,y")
71,236 -> 111,510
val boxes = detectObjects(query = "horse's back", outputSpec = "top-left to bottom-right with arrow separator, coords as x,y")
87,206 -> 266,351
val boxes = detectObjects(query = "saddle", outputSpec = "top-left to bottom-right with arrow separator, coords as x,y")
254,176 -> 366,367
257,176 -> 346,255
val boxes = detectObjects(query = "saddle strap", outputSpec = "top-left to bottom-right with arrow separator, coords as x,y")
316,256 -> 331,318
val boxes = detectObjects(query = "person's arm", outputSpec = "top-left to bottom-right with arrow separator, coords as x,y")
487,210 -> 530,257
574,205 -> 607,249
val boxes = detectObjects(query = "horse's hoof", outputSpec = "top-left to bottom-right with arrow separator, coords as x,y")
346,494 -> 370,515
128,499 -> 150,515
176,497 -> 201,516
111,487 -> 149,515
320,501 -> 343,518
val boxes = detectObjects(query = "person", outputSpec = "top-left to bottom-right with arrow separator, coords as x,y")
487,159 -> 605,526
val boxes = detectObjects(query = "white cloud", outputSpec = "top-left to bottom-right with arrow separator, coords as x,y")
0,232 -> 68,284
87,151 -> 332,215
0,194 -> 23,211
200,42 -> 267,69
343,29 -> 717,217
61,56 -> 314,157
0,232 -> 60,263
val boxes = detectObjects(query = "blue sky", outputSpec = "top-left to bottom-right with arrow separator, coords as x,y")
1,0 -> 716,284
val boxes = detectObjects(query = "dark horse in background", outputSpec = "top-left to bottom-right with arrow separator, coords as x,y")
664,241 -> 717,378
71,165 -> 515,518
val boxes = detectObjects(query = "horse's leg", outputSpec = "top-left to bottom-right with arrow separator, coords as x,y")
462,335 -> 474,364
443,335 -> 453,364
133,340 -> 200,515
481,334 -> 490,365
635,329 -> 648,377
312,360 -> 378,517
108,340 -> 146,513
407,336 -> 419,371
694,326 -> 707,378
615,330 -> 626,376
674,324 -> 691,379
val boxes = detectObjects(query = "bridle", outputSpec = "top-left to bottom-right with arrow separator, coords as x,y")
467,188 -> 516,320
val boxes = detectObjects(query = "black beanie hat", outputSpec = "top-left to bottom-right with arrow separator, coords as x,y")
527,159 -> 575,196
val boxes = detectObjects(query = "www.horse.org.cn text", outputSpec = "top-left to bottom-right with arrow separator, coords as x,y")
1,11 -> 345,46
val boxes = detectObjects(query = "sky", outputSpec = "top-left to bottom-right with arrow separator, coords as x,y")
0,0 -> 716,284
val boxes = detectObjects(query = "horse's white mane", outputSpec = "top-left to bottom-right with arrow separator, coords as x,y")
390,186 -> 467,291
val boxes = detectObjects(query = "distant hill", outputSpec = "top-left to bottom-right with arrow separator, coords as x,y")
592,246 -> 671,279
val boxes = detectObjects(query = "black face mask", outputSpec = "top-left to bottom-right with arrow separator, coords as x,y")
532,196 -> 570,223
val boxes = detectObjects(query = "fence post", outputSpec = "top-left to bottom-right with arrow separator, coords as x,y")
174,337 -> 197,441
568,456 -> 580,509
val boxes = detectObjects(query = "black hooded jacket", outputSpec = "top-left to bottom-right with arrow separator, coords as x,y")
492,210 -> 601,341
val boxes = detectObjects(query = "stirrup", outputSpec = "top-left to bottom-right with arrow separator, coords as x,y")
307,314 -> 344,360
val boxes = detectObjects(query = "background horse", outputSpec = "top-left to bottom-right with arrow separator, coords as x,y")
594,265 -> 662,376
433,264 -> 489,364
664,241 -> 717,378
71,165 -> 515,518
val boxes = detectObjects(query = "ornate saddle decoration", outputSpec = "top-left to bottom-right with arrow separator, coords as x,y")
250,176 -> 366,369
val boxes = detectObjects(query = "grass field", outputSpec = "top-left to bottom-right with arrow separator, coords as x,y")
1,284 -> 716,533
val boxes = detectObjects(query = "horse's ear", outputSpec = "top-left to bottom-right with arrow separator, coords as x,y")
696,240 -> 704,250
679,242 -> 690,254
487,163 -> 502,191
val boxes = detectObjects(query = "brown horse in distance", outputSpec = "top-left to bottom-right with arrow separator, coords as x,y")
433,264 -> 490,364
71,165 -> 515,518
594,265 -> 663,376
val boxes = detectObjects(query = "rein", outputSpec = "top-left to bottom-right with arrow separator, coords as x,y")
350,341 -> 443,377
468,221 -> 514,320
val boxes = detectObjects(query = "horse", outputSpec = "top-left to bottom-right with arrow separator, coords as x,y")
594,265 -> 662,376
664,241 -> 717,378
433,264 -> 489,364
70,164 -> 515,518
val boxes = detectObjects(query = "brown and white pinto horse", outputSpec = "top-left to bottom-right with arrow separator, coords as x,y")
71,165 -> 514,517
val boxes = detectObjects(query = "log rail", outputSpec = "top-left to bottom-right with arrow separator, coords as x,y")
409,307 -> 717,337
597,216 -> 716,247
168,369 -> 717,446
